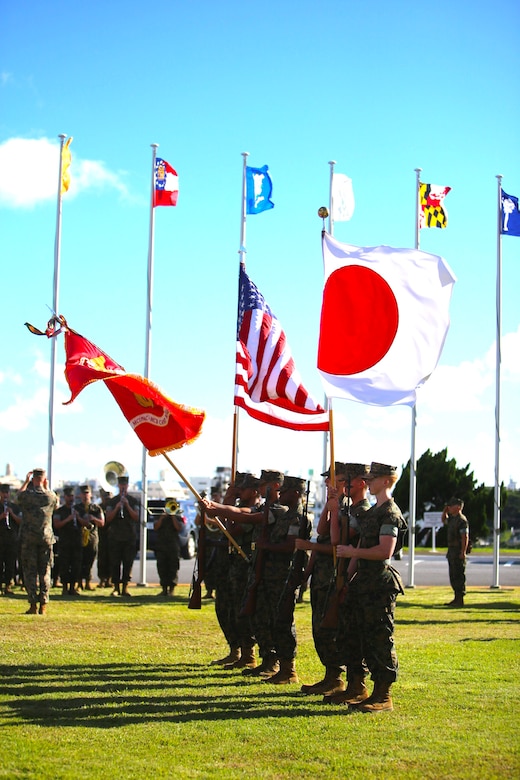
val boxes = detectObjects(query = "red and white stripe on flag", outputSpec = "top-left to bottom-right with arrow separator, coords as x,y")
234,266 -> 329,431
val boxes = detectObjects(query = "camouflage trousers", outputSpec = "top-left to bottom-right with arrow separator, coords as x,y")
342,581 -> 399,683
447,548 -> 466,597
310,581 -> 344,669
229,554 -> 255,649
20,538 -> 53,605
212,549 -> 238,650
253,560 -> 296,660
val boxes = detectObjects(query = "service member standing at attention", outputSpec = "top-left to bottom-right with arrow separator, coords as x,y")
76,485 -> 105,591
17,468 -> 59,615
336,462 -> 406,713
153,499 -> 183,597
53,486 -> 83,596
0,483 -> 22,595
104,475 -> 140,597
295,462 -> 349,697
441,497 -> 469,608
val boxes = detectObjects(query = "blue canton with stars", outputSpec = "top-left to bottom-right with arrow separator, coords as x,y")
237,265 -> 273,337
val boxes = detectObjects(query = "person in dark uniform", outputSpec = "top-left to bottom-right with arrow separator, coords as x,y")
154,499 -> 183,597
0,484 -> 22,595
76,485 -> 105,591
53,486 -> 83,596
96,488 -> 113,588
442,497 -> 469,607
104,475 -> 140,597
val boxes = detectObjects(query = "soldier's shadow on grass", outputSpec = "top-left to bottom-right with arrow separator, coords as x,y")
1,662 -> 334,727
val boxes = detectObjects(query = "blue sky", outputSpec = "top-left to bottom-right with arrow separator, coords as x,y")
1,0 -> 519,490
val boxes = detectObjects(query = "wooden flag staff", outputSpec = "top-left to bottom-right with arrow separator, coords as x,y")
160,451 -> 249,561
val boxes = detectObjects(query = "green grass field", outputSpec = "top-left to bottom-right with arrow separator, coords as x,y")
0,584 -> 518,779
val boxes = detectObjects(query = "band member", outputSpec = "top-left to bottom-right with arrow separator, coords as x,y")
104,475 -> 140,597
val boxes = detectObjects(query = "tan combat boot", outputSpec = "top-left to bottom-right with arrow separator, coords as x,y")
227,646 -> 256,669
301,667 -> 344,696
324,674 -> 369,705
353,681 -> 393,713
211,647 -> 240,666
25,603 -> 38,615
265,659 -> 299,685
39,603 -> 47,615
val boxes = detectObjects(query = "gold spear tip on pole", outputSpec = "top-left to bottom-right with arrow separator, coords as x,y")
318,206 -> 329,218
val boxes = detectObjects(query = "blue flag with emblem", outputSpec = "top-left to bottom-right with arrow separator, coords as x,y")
501,190 -> 520,237
246,165 -> 274,215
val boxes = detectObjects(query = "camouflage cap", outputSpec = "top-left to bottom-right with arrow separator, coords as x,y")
63,486 -> 75,496
32,468 -> 45,476
232,471 -> 249,488
240,474 -> 261,490
365,462 -> 398,479
321,462 -> 347,478
80,484 -> 91,492
280,476 -> 306,493
0,484 -> 10,492
259,469 -> 285,486
343,463 -> 371,480
117,475 -> 129,484
447,496 -> 464,506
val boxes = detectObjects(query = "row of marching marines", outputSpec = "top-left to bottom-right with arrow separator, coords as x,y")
195,461 -> 407,714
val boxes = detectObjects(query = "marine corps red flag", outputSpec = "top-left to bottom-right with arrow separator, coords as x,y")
62,328 -> 205,454
25,317 -> 205,454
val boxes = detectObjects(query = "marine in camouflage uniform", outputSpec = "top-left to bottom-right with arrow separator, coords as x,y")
220,474 -> 262,669
203,470 -> 287,678
17,468 -> 59,614
296,462 -> 351,696
442,497 -> 469,607
262,476 -> 312,685
323,463 -> 371,704
154,501 -> 183,596
337,462 -> 406,713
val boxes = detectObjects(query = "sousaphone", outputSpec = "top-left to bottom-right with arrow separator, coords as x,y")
104,461 -> 128,487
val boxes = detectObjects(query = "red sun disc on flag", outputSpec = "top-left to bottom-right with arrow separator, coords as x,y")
318,265 -> 399,375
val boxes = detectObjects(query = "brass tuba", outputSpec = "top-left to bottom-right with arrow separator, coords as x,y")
104,461 -> 128,487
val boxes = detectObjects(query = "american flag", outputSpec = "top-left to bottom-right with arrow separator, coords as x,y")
234,264 -> 329,431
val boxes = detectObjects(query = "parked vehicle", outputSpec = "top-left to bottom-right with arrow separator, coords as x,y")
146,498 -> 199,559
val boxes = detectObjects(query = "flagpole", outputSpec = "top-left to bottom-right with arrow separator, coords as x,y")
47,133 -> 67,486
492,174 -> 503,589
138,143 -> 158,586
231,152 -> 249,481
406,167 -> 422,589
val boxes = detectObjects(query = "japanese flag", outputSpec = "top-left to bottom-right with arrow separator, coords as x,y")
317,232 -> 456,407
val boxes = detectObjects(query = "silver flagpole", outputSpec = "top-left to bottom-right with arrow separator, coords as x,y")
321,161 -> 337,501
231,152 -> 249,480
47,133 -> 68,487
406,168 -> 422,588
138,143 -> 158,586
492,174 -> 503,589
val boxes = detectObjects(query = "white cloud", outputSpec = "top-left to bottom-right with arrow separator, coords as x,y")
0,137 -> 128,208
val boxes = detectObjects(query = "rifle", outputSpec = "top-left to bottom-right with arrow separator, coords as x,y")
320,475 -> 351,629
188,492 -> 207,610
239,486 -> 271,617
277,480 -> 311,623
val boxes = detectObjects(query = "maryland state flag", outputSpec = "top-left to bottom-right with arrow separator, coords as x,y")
419,182 -> 451,229
62,329 -> 205,455
25,317 -> 205,455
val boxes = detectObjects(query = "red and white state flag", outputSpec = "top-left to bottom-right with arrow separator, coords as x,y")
317,232 -> 456,407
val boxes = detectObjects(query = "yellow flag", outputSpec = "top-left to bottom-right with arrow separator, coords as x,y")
60,136 -> 73,195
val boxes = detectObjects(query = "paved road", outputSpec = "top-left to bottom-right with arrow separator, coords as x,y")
133,552 -> 519,589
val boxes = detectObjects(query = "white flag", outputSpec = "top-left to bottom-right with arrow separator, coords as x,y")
332,173 -> 355,222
